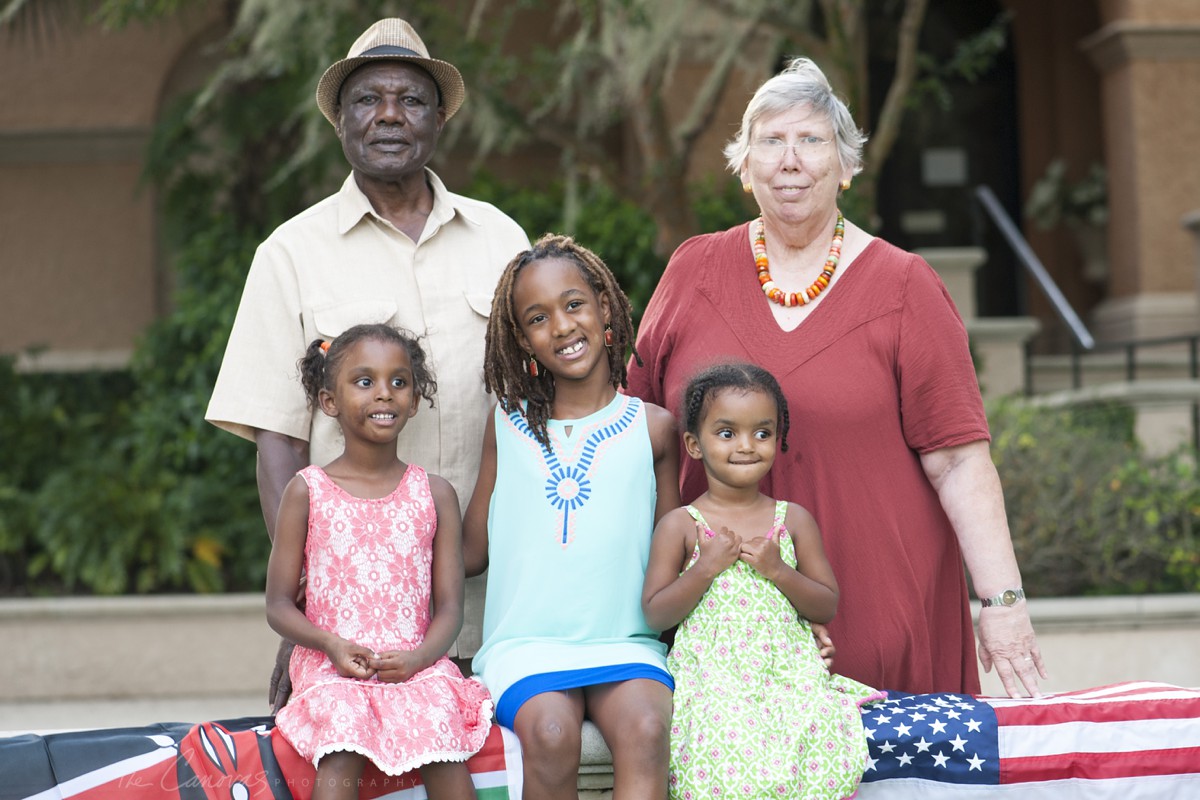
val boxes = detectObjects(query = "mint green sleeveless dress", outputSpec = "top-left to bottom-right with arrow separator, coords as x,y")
473,393 -> 670,727
667,502 -> 884,799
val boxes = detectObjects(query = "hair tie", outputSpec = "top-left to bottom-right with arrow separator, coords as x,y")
319,340 -> 331,353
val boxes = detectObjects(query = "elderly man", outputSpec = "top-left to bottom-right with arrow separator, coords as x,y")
207,18 -> 528,706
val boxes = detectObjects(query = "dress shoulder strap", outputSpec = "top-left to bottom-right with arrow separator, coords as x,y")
297,463 -> 326,489
769,499 -> 788,540
684,504 -> 709,530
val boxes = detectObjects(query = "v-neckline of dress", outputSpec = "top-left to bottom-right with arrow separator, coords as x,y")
546,392 -> 625,443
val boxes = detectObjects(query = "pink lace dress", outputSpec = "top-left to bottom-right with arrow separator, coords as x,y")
274,464 -> 493,775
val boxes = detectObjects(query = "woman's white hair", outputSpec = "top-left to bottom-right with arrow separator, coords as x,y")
723,57 -> 867,177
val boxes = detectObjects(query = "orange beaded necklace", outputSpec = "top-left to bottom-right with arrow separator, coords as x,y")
753,210 -> 845,307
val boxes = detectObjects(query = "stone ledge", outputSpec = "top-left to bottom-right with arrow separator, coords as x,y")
0,593 -> 264,620
1028,378 -> 1200,407
0,594 -> 278,702
4,594 -> 1198,733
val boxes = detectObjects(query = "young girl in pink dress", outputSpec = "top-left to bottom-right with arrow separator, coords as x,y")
265,323 -> 491,800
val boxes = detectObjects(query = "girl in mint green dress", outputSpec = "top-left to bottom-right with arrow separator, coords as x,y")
464,234 -> 682,799
643,362 -> 884,799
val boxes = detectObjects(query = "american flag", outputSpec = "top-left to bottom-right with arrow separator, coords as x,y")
858,681 -> 1200,797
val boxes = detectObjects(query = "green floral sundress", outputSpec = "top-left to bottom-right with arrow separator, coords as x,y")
667,502 -> 884,799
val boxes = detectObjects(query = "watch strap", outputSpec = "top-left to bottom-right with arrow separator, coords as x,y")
980,587 -> 1025,608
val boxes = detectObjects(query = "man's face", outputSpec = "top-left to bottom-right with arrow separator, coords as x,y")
335,61 -> 445,185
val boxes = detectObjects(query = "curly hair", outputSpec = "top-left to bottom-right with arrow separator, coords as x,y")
483,233 -> 640,451
298,323 -> 437,410
681,362 -> 791,452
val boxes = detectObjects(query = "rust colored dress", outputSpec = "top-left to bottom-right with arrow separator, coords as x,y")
627,223 -> 988,694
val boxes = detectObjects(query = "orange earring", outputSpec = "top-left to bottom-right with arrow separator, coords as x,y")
528,354 -> 540,377
604,325 -> 614,348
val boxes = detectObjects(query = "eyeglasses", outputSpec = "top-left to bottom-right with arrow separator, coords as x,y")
749,136 -> 832,164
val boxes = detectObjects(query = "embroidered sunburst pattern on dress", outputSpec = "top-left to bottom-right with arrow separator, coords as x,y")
507,396 -> 641,548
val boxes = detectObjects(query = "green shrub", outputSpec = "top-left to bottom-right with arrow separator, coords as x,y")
0,222 -> 265,596
990,399 -> 1200,596
466,173 -> 753,319
0,361 -> 134,592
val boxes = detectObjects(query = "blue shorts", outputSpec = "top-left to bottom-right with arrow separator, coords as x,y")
495,664 -> 674,729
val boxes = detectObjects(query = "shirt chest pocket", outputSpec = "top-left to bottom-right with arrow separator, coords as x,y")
311,300 -> 400,342
464,292 -> 494,320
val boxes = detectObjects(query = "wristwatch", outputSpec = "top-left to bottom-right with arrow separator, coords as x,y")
979,588 -> 1025,608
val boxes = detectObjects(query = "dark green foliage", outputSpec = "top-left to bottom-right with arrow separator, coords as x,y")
0,221 -> 266,596
467,172 -> 664,318
990,400 -> 1200,597
467,172 -> 754,320
0,363 -> 133,593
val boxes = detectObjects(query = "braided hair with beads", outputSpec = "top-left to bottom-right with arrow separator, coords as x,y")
681,362 -> 791,452
483,233 -> 641,452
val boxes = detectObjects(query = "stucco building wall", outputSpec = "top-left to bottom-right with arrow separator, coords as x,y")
0,8 -> 222,367
3,1 -> 1199,364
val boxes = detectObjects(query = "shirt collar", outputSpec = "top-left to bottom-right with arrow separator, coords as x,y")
336,169 -> 483,236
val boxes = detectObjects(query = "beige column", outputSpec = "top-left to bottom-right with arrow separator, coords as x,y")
1082,6 -> 1200,341
918,247 -> 1041,401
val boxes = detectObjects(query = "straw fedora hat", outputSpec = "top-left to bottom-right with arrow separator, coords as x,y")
316,18 -> 466,126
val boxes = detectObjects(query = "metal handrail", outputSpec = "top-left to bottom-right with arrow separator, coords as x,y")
1068,332 -> 1200,382
974,184 -> 1199,448
974,185 -> 1095,351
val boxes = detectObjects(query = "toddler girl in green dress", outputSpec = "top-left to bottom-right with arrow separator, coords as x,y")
643,361 -> 884,799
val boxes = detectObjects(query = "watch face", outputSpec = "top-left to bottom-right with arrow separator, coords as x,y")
1002,589 -> 1019,606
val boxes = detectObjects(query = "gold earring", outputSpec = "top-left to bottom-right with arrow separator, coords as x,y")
840,179 -> 851,191
742,183 -> 752,194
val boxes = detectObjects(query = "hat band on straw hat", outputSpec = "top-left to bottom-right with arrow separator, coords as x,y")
316,18 -> 467,126
360,45 -> 423,58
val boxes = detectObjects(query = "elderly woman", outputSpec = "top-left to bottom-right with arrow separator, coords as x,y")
628,58 -> 1044,697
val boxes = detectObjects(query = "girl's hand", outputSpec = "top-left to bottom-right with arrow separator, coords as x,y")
370,649 -> 425,683
695,523 -> 741,578
739,535 -> 786,582
327,637 -> 377,680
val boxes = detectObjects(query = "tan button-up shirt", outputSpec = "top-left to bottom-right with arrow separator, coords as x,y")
207,170 -> 529,654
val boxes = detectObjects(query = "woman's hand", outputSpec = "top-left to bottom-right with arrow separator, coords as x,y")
978,605 -> 1046,697
810,622 -> 835,669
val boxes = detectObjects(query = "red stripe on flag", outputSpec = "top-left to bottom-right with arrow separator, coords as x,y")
994,692 -> 1200,726
995,699 -> 1200,726
1002,747 -> 1200,783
